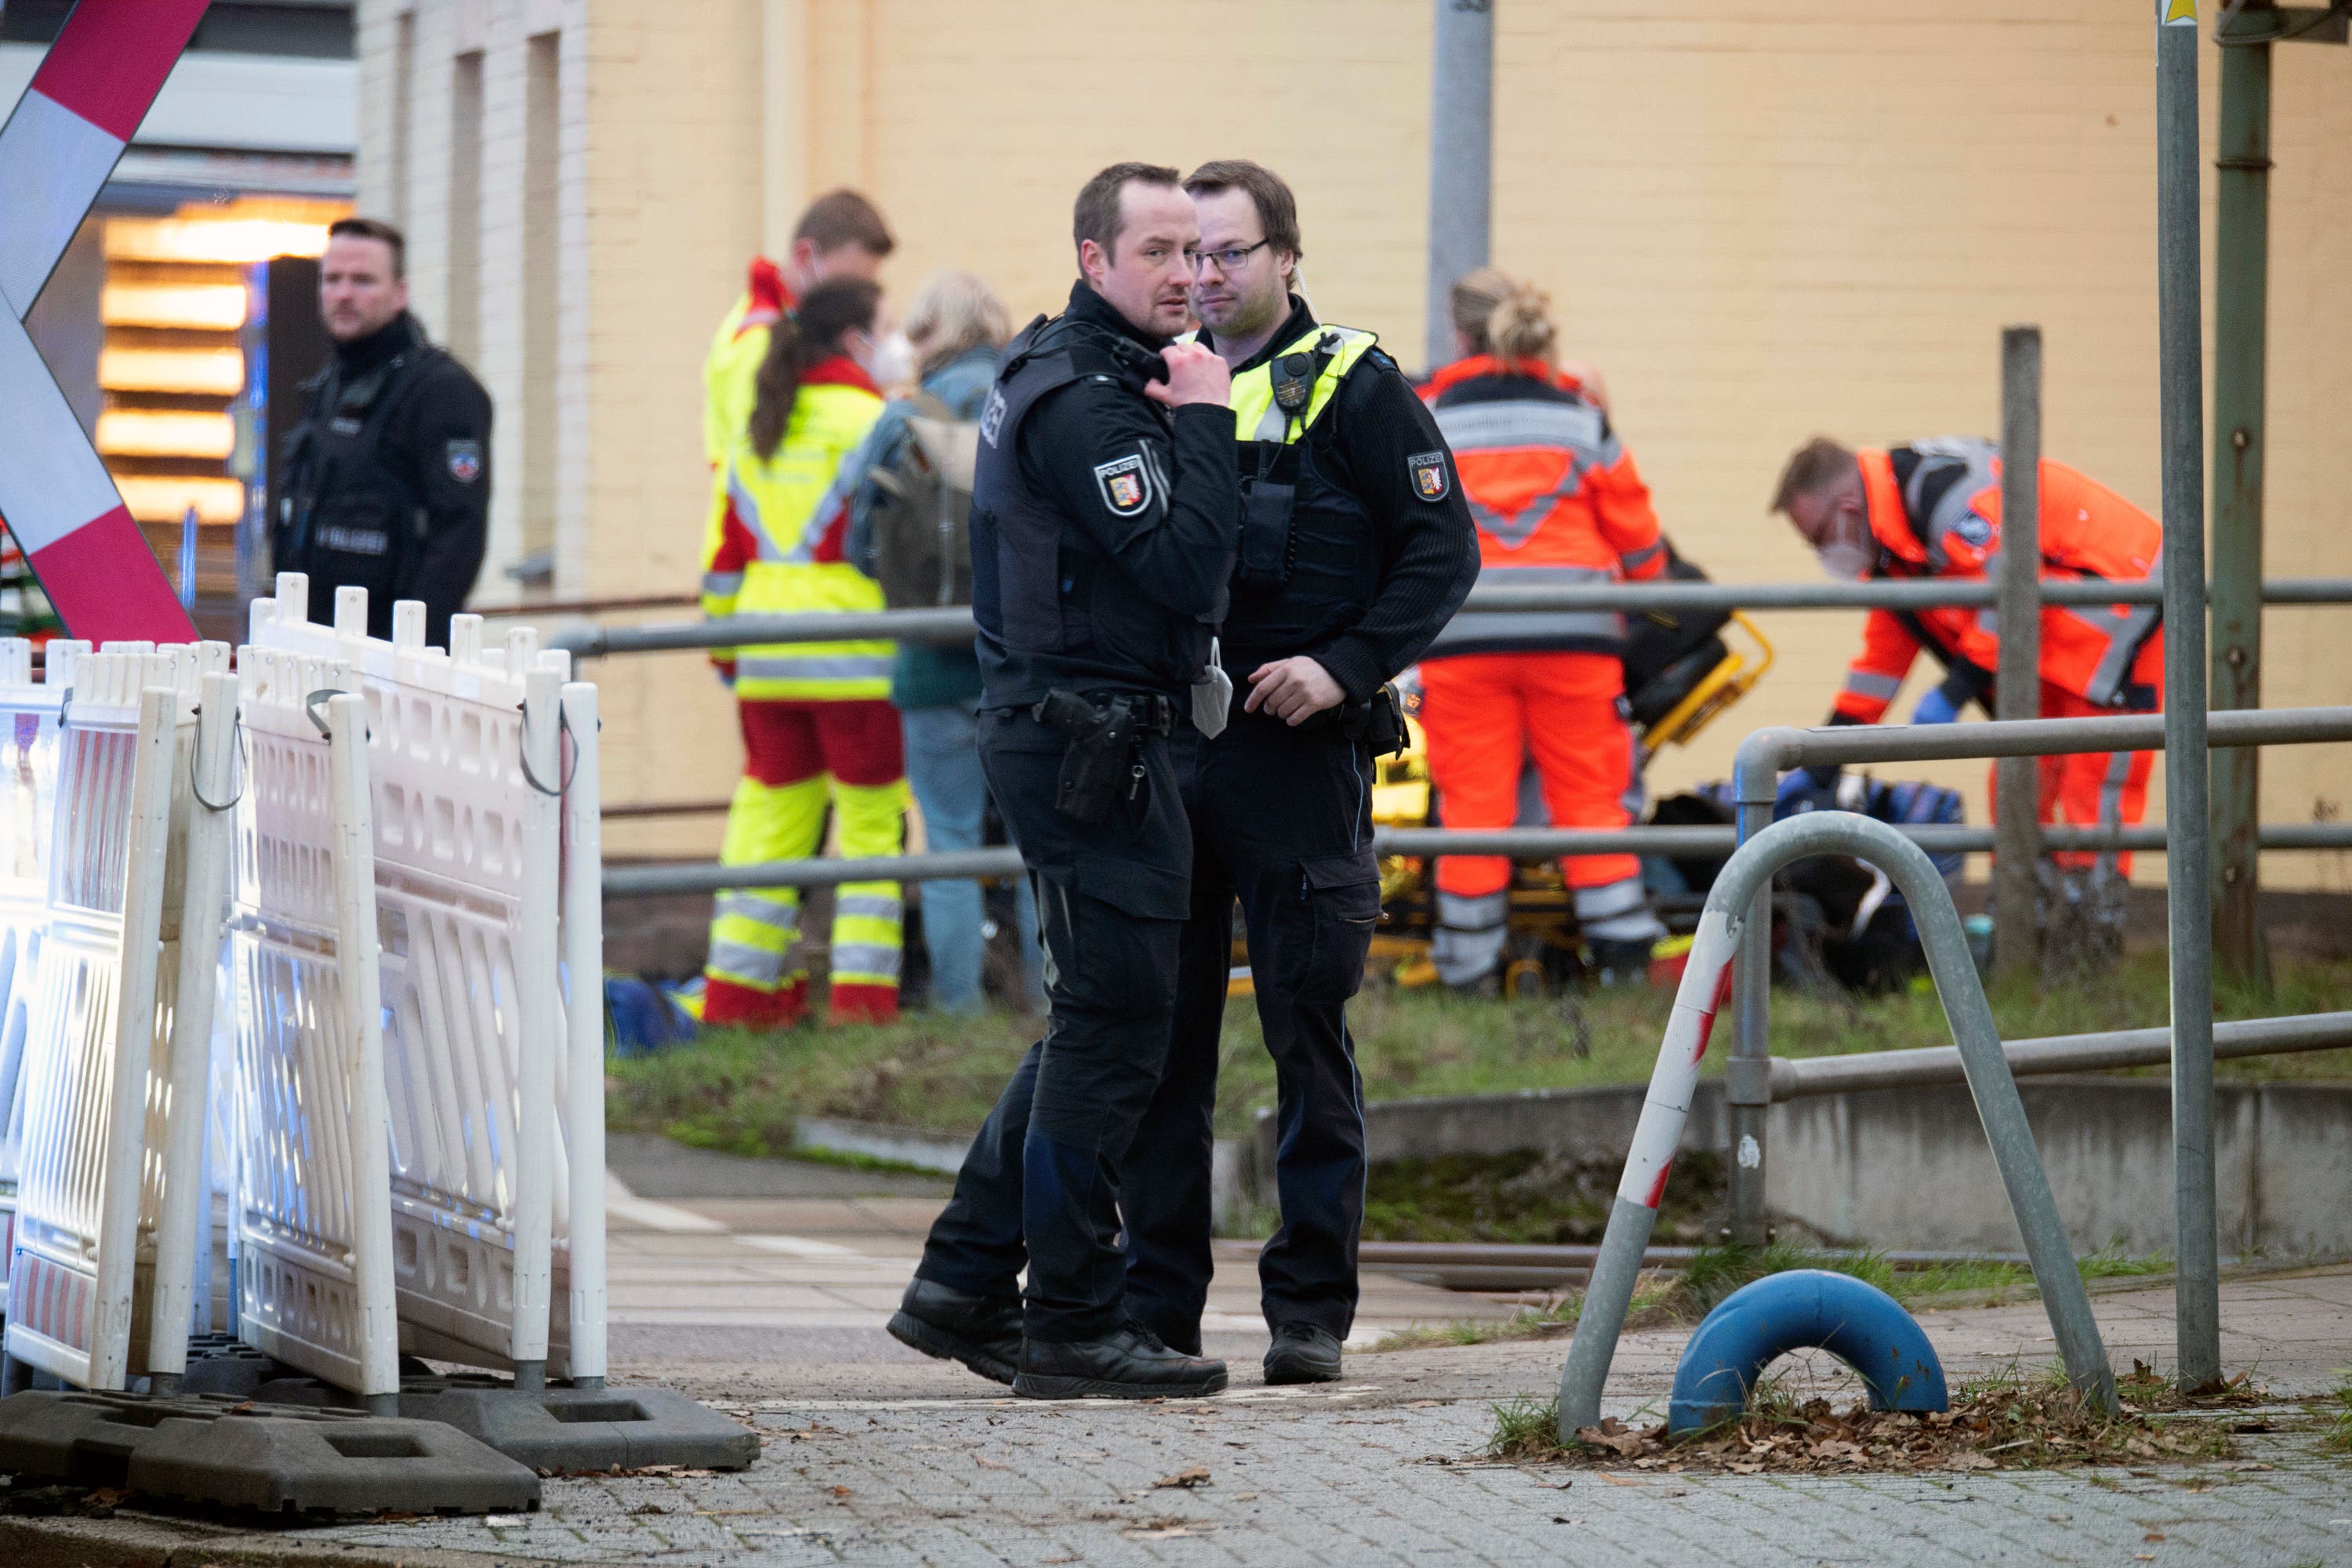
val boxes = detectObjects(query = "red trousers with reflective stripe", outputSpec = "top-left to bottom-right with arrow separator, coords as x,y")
1418,651 -> 1639,897
1989,684 -> 2155,876
740,698 -> 903,786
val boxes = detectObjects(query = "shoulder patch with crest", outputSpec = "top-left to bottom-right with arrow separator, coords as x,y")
1093,452 -> 1153,518
1950,512 -> 1993,548
446,438 -> 483,485
1408,449 -> 1450,502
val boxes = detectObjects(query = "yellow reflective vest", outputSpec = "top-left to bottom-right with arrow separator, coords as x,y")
700,371 -> 890,701
1200,321 -> 1380,445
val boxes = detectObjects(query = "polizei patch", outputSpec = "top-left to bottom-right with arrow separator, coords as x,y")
1408,449 -> 1450,502
446,438 -> 483,485
1094,452 -> 1152,517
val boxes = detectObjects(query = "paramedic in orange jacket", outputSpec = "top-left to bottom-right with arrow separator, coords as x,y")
1769,436 -> 2165,871
1417,270 -> 1668,988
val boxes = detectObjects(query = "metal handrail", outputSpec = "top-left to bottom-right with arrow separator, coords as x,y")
1770,1011 -> 2352,1100
599,818 -> 2352,898
547,577 -> 2352,659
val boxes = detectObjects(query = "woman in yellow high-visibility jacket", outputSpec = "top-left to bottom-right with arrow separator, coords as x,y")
699,278 -> 906,1027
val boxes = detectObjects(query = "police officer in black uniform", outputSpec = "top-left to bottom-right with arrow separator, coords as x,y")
278,217 -> 492,645
1120,160 -> 1476,1385
887,164 -> 1241,1399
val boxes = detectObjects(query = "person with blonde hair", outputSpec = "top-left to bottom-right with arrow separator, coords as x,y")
844,270 -> 1044,1016
1415,269 -> 1668,989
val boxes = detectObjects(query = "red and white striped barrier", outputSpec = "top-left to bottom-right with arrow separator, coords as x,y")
0,0 -> 209,644
1613,907 -> 1740,1215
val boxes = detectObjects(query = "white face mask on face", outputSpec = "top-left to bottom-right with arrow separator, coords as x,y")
1813,506 -> 1875,581
867,330 -> 915,388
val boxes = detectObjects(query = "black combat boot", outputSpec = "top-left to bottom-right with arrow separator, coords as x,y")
887,1277 -> 1024,1385
1263,1322 -> 1344,1385
1011,1322 -> 1228,1400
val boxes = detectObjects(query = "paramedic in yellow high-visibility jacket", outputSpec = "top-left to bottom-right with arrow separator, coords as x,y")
699,278 -> 907,1028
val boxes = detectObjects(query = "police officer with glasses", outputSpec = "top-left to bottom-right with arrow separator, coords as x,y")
888,163 -> 1241,1399
1120,159 -> 1476,1386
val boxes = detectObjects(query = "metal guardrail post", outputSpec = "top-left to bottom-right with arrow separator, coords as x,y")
2158,0 -> 2222,1392
1994,326 -> 2043,979
1725,749 -> 1776,1247
2210,2 -> 2274,988
1556,813 -> 2114,1443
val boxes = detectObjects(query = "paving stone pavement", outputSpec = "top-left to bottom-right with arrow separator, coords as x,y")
6,1151 -> 2347,1566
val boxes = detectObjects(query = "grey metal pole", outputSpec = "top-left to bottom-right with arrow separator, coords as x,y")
1725,757 -> 1774,1247
1994,327 -> 2043,980
2157,0 -> 2221,1392
2209,3 -> 2273,989
1425,0 -> 1493,371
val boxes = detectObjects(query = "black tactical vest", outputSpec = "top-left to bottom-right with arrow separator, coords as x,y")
1220,361 -> 1380,667
277,339 -> 446,634
970,314 -> 1210,708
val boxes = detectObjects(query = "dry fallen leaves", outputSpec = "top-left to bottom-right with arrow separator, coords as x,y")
1152,1465 -> 1212,1489
1520,1381 -> 2241,1476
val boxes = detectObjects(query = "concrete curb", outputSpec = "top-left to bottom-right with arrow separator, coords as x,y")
0,1513 -> 532,1567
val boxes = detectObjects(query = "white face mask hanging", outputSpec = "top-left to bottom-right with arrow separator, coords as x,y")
1191,637 -> 1233,739
1814,508 -> 1875,581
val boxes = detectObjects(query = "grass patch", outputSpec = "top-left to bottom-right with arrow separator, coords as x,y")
1482,1363 -> 2247,1471
2321,1371 -> 2352,1454
605,953 -> 2352,1161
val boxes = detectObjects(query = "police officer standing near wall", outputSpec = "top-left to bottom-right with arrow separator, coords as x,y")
1120,160 -> 1477,1385
278,217 -> 492,644
889,164 -> 1241,1399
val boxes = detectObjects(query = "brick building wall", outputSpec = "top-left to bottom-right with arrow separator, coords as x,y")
358,0 -> 2352,883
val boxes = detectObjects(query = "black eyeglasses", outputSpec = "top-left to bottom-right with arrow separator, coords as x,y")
1192,239 -> 1271,275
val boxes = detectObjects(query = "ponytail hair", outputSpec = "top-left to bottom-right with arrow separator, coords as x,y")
749,277 -> 883,461
1446,265 -> 1557,372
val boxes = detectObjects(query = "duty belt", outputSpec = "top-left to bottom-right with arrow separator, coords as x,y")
1028,689 -> 1177,737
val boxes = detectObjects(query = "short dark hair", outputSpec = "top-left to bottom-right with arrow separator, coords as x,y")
1770,437 -> 1860,515
1181,159 -> 1301,263
327,216 -> 406,279
793,190 -> 895,258
1073,162 -> 1181,262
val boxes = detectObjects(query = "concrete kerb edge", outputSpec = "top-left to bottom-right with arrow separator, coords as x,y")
0,1513 -> 533,1568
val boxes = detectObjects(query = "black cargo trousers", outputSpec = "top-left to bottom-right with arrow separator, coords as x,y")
1122,706 -> 1382,1351
915,703 -> 1194,1341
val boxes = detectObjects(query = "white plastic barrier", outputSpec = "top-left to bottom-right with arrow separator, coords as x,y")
246,576 -> 605,1385
6,644 -> 229,1388
0,638 -> 87,1319
226,644 -> 401,1403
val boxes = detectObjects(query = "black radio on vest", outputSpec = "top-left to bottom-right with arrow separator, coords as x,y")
278,310 -> 492,646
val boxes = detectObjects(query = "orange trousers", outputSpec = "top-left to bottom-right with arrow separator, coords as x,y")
1989,684 -> 2156,876
1419,651 -> 1640,898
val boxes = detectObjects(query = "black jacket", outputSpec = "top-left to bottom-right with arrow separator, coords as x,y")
1200,296 -> 1478,700
279,311 -> 492,645
971,281 -> 1240,708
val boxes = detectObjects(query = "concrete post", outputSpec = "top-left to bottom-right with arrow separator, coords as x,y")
1994,327 -> 2043,979
2210,5 -> 2272,989
2155,0 -> 2221,1392
1425,0 -> 1494,371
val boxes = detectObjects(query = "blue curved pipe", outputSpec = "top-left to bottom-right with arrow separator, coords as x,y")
1667,1269 -> 1947,1435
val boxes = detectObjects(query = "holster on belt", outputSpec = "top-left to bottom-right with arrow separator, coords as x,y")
1033,689 -> 1172,824
1339,683 -> 1409,757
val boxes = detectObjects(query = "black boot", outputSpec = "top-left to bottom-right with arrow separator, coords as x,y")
887,1277 -> 1023,1385
1263,1322 -> 1343,1385
1587,936 -> 1657,987
1011,1323 -> 1228,1400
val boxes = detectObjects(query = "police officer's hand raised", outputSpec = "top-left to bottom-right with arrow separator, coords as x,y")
1146,341 -> 1232,408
